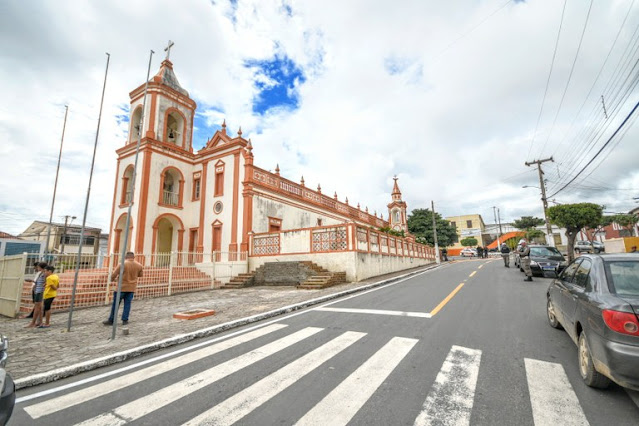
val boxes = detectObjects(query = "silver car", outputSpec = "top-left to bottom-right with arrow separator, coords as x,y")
546,254 -> 639,390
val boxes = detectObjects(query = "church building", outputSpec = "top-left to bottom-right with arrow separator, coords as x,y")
107,54 -> 434,282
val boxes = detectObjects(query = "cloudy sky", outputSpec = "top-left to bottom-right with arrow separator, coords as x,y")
1,0 -> 638,236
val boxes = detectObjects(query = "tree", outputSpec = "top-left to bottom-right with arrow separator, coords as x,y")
513,216 -> 546,242
460,237 -> 478,247
610,213 -> 639,237
547,203 -> 604,262
512,216 -> 545,230
407,208 -> 458,247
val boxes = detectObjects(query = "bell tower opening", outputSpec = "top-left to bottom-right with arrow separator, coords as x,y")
165,111 -> 184,146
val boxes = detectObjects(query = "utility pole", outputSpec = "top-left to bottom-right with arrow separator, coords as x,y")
492,206 -> 500,248
525,157 -> 554,247
497,208 -> 503,235
60,215 -> 76,254
432,200 -> 440,264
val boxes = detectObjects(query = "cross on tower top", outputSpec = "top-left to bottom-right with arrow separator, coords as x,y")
164,40 -> 175,60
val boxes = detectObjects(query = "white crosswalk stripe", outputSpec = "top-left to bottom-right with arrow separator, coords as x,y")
525,358 -> 590,426
19,327 -> 597,426
295,336 -> 418,426
414,345 -> 482,426
74,326 -> 324,426
181,331 -> 367,426
24,323 -> 288,419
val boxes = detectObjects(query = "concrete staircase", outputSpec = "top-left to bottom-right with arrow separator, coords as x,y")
221,272 -> 256,289
222,261 -> 347,289
297,261 -> 347,289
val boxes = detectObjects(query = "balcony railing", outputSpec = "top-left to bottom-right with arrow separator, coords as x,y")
163,191 -> 179,206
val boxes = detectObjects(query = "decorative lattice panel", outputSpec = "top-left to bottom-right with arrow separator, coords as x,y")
357,229 -> 368,243
253,235 -> 280,255
312,228 -> 347,252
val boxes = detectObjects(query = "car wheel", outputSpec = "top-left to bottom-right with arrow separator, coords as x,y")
578,331 -> 610,389
546,298 -> 562,329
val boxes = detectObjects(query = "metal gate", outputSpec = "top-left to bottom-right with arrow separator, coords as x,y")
0,254 -> 27,318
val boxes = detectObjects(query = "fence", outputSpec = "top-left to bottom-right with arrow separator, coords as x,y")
0,251 -> 247,318
251,224 -> 436,260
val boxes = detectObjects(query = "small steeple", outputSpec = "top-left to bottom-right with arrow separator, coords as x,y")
237,126 -> 242,137
345,197 -> 349,205
334,191 -> 338,200
392,175 -> 402,201
300,176 -> 305,187
275,164 -> 280,176
317,184 -> 322,194
222,119 -> 227,135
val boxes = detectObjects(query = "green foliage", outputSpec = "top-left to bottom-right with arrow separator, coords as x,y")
460,237 -> 478,247
526,229 -> 545,241
378,226 -> 405,237
406,208 -> 458,247
610,213 -> 639,236
547,203 -> 604,261
513,216 -> 545,230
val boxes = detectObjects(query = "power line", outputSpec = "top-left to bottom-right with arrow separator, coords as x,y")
548,98 -> 639,198
526,0 -> 568,160
537,0 -> 595,159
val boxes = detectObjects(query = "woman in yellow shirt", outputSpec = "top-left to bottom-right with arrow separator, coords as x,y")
41,266 -> 59,328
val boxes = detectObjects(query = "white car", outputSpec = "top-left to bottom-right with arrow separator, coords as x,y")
460,248 -> 475,257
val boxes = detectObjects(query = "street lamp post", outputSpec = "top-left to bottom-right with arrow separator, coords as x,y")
60,215 -> 76,254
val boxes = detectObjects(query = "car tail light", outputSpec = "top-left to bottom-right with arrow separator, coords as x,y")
602,310 -> 639,336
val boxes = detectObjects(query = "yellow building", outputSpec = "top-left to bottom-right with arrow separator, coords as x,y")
446,214 -> 487,253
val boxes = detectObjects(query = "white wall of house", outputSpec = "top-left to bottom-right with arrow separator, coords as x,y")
249,252 -> 432,282
251,193 -> 344,233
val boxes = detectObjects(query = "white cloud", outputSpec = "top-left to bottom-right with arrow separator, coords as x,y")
1,0 -> 638,237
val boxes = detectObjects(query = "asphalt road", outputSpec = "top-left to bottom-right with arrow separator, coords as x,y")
10,258 -> 639,425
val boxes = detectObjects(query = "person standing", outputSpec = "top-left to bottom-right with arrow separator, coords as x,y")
442,248 -> 448,261
483,246 -> 488,259
519,241 -> 533,281
41,265 -> 59,328
103,252 -> 143,326
500,243 -> 511,267
26,263 -> 47,328
24,262 -> 46,319
476,246 -> 483,258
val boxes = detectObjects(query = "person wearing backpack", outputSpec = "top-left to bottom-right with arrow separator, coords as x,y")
500,242 -> 511,267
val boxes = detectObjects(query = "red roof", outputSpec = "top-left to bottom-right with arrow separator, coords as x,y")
0,231 -> 21,239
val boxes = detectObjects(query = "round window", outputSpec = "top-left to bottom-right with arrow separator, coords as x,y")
213,201 -> 223,214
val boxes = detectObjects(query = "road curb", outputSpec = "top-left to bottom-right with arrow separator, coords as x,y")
15,263 -> 441,390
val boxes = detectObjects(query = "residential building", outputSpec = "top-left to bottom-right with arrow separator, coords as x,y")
19,221 -> 101,255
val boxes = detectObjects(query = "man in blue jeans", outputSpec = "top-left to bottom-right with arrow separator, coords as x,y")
104,252 -> 144,326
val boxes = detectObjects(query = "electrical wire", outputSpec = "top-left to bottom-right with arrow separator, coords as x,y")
526,0 -> 568,161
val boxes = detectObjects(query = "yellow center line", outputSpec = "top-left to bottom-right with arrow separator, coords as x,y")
469,271 -> 477,277
478,264 -> 483,269
430,283 -> 465,317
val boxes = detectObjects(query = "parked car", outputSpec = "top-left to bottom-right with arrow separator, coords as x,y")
0,336 -> 15,425
525,245 -> 567,277
575,240 -> 605,254
460,247 -> 475,257
546,253 -> 639,390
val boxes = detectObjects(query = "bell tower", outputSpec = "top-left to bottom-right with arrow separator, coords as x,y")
387,177 -> 408,233
126,41 -> 196,153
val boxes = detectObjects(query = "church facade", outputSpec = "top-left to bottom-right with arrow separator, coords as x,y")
107,58 -> 434,281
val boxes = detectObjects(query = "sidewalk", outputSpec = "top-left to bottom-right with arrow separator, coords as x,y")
0,264 -> 440,388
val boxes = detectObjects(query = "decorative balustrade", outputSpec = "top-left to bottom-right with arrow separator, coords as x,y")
162,190 -> 179,206
250,167 -> 387,229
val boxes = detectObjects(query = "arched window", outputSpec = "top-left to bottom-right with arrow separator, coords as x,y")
120,166 -> 134,206
129,106 -> 143,143
158,167 -> 184,208
164,109 -> 185,147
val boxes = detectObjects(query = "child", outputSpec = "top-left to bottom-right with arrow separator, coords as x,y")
40,266 -> 59,328
26,263 -> 47,328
